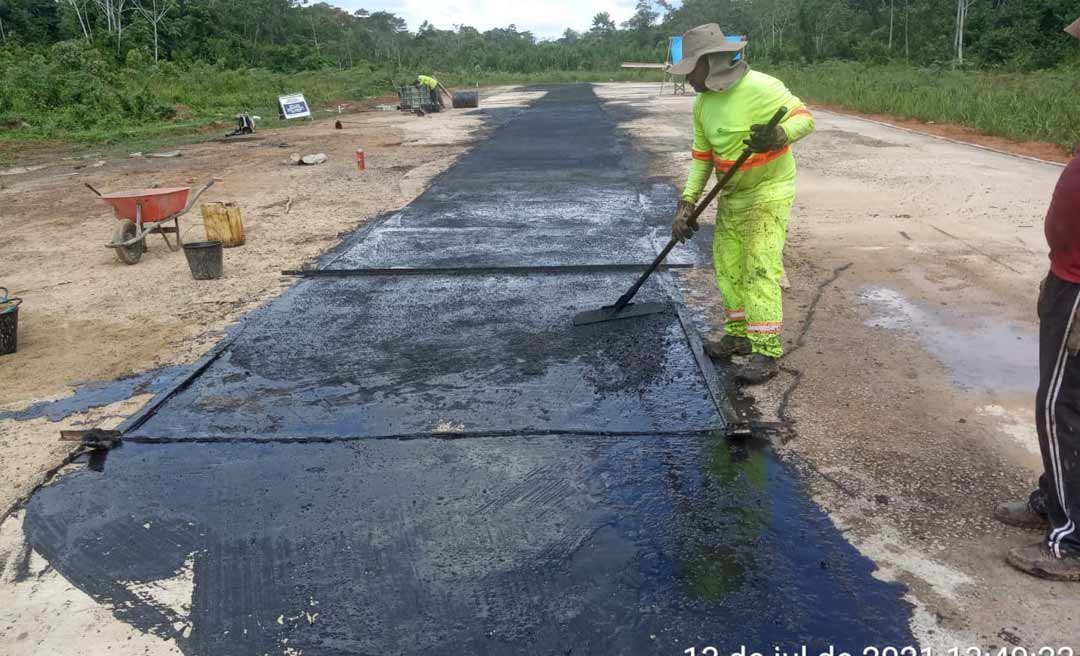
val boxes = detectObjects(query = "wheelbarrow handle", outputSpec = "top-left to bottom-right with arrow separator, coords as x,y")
181,221 -> 212,242
85,183 -> 103,197
183,179 -> 216,213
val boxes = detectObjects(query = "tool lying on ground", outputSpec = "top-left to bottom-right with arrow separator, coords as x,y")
573,106 -> 788,326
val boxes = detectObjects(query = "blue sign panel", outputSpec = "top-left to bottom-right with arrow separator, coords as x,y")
670,36 -> 683,64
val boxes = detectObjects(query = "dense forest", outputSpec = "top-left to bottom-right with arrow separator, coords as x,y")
2,0 -> 1078,72
1,0 -> 1078,143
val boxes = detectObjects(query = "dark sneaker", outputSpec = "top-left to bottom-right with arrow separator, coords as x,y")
994,500 -> 1050,530
1006,542 -> 1080,581
703,334 -> 752,358
735,353 -> 780,384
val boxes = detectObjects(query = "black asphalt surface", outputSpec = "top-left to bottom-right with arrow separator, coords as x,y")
21,86 -> 915,654
127,274 -> 717,438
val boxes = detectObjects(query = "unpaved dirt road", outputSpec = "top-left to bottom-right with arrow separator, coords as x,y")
0,83 -> 1077,653
595,83 -> 1078,649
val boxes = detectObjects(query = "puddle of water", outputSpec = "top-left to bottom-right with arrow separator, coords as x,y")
859,287 -> 1036,393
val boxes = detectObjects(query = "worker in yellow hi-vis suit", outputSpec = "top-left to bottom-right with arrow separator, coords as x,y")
416,75 -> 452,108
668,23 -> 815,384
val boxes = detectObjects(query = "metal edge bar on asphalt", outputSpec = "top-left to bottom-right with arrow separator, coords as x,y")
281,263 -> 695,278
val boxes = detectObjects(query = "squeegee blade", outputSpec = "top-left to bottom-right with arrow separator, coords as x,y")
572,302 -> 669,326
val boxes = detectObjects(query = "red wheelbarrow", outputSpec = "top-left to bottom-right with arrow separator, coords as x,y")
88,180 -> 215,265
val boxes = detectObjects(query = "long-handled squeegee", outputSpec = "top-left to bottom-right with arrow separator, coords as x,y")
573,106 -> 788,327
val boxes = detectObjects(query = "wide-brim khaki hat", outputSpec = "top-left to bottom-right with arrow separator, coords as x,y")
1067,17 -> 1080,40
668,23 -> 747,76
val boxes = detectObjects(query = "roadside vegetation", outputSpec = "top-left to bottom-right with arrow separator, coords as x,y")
771,62 -> 1080,149
1,0 -> 1078,151
0,46 -> 389,143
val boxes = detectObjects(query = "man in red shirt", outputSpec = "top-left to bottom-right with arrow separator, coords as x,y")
994,16 -> 1080,581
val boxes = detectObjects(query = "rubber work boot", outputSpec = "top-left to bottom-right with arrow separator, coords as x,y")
703,334 -> 752,359
735,353 -> 780,384
994,500 -> 1051,531
1006,542 -> 1080,581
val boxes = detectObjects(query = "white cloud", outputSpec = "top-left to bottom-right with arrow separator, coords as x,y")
328,0 -> 641,39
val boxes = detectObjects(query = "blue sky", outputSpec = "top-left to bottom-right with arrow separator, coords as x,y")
327,0 -> 642,39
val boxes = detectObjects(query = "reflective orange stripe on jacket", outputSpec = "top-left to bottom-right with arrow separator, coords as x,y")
713,146 -> 790,173
688,107 -> 812,171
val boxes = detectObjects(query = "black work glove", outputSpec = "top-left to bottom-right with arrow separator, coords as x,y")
745,123 -> 788,153
671,199 -> 698,244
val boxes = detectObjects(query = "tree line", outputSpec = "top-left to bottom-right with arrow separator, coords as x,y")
0,0 -> 1077,75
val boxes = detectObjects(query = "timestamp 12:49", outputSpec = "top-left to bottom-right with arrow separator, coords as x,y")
682,647 -> 1075,656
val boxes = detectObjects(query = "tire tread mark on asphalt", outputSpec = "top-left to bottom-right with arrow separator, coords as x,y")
474,465 -> 574,518
537,522 -> 609,565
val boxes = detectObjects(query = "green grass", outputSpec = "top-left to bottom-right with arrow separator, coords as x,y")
1,66 -> 389,143
0,56 -> 401,161
4,55 -> 1077,157
0,62 -> 665,159
766,61 -> 1080,150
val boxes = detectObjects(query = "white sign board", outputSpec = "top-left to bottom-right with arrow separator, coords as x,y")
278,93 -> 311,120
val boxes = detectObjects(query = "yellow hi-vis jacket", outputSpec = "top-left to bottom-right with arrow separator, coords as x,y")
417,75 -> 439,90
682,70 -> 815,210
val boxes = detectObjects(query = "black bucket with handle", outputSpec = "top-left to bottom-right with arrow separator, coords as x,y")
183,241 -> 224,280
0,287 -> 22,356
182,224 -> 224,280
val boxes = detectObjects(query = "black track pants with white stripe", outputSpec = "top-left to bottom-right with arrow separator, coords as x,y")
1036,271 -> 1080,558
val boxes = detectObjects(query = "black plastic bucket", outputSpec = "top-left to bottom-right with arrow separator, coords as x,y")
183,240 -> 224,280
452,91 -> 479,109
0,298 -> 20,356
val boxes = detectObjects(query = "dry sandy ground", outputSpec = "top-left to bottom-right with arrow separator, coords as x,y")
595,82 -> 1079,649
0,87 -> 535,522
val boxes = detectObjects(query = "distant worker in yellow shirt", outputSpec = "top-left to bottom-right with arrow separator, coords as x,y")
416,75 -> 453,109
668,23 -> 815,384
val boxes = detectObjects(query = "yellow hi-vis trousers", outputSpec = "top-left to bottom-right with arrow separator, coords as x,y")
713,197 -> 793,359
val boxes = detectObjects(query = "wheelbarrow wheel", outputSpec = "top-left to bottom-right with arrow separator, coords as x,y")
113,219 -> 144,265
